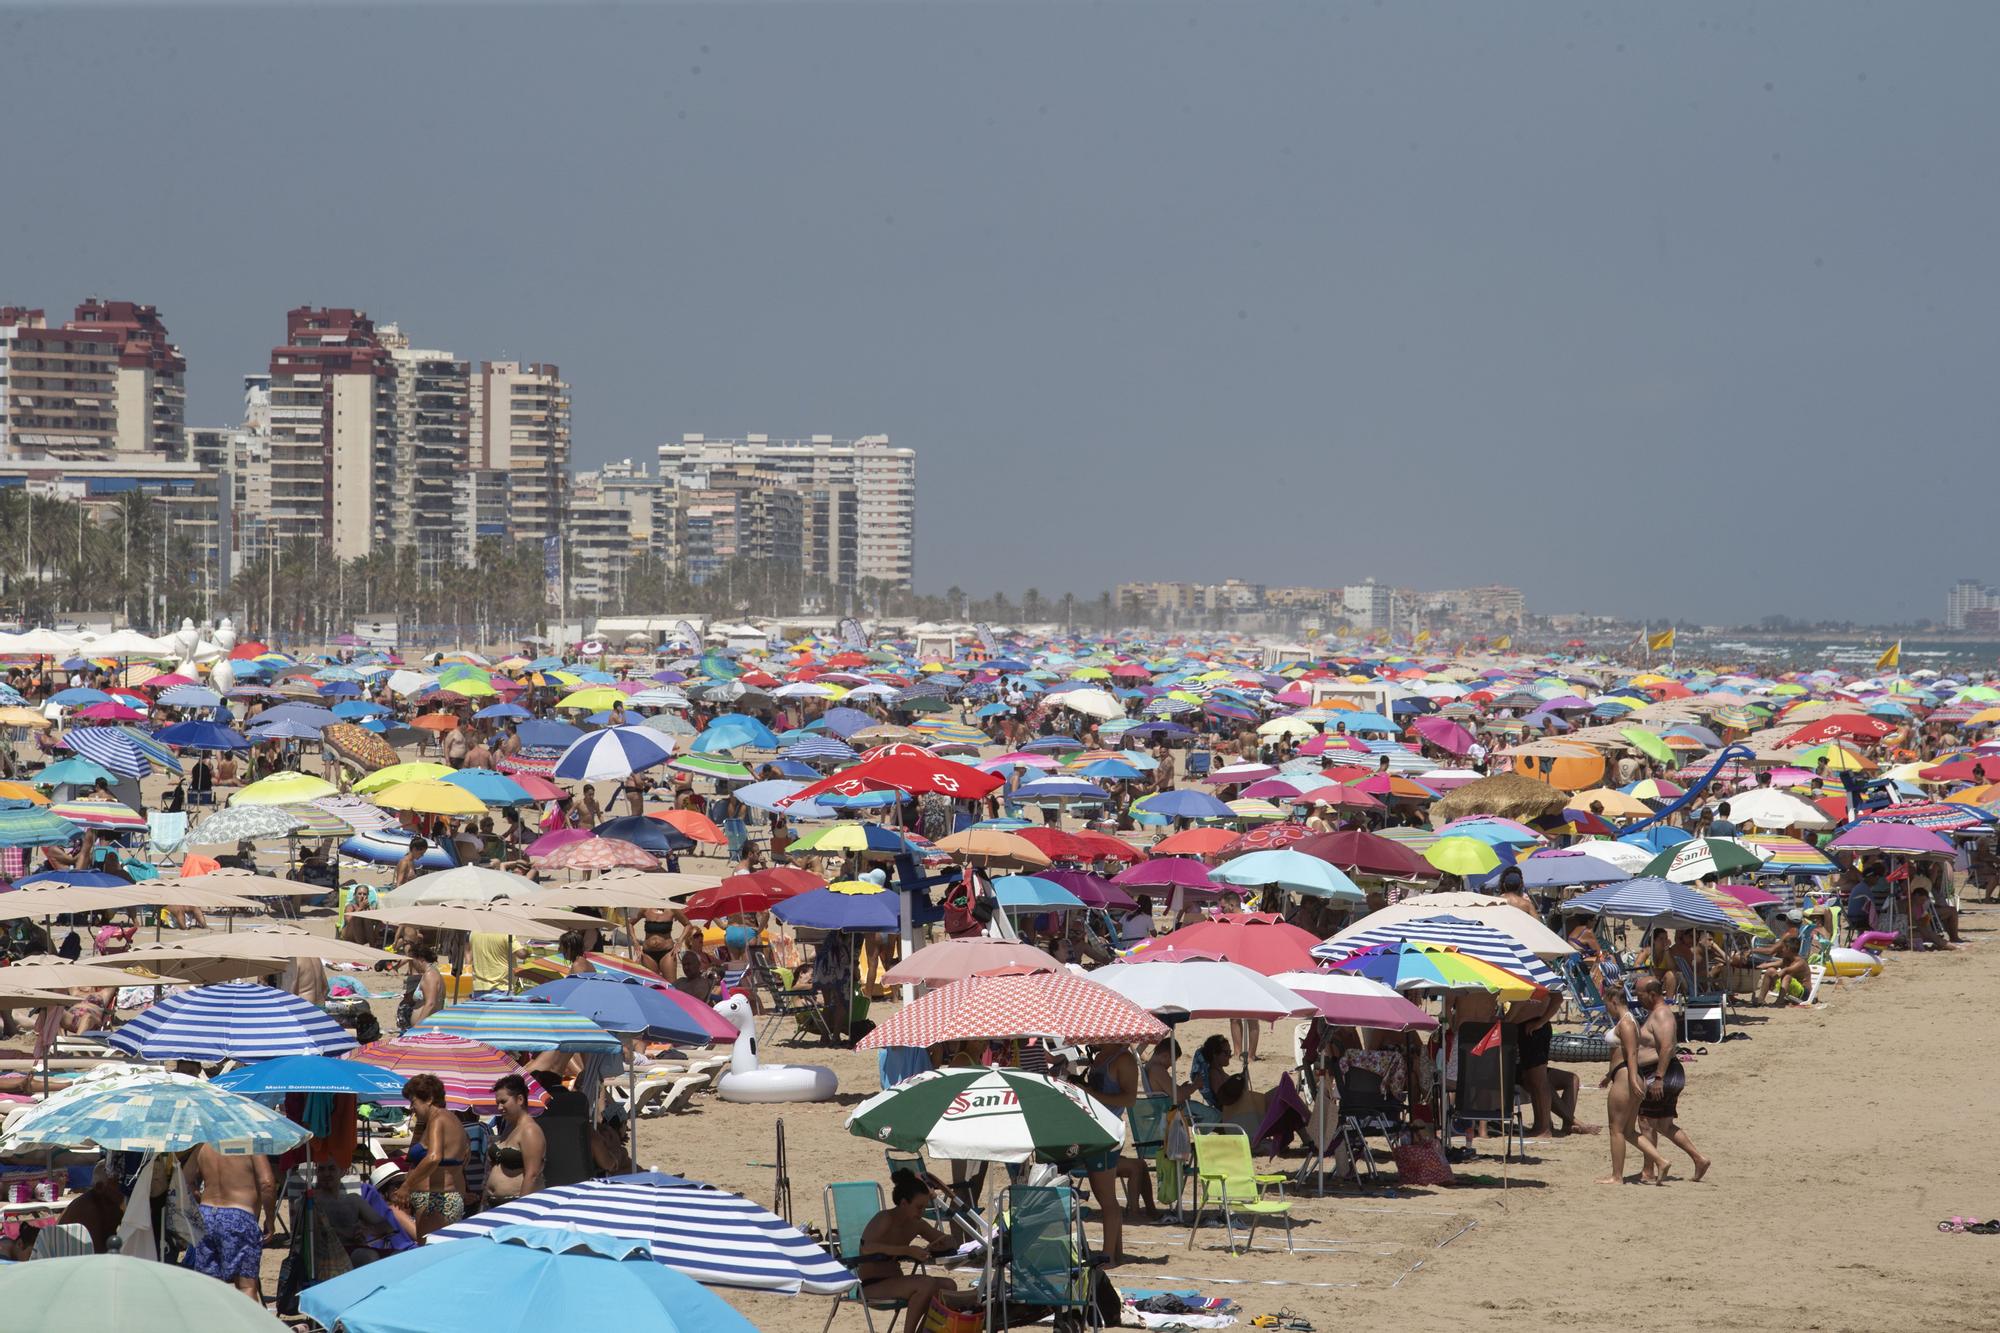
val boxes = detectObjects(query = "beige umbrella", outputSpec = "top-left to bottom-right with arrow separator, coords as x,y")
354,905 -> 602,936
1565,787 -> 1655,819
0,957 -> 175,990
1327,891 -> 1577,959
1431,772 -> 1571,823
172,869 -> 330,898
932,828 -> 1053,868
523,882 -> 709,911
574,869 -> 726,902
112,929 -> 399,983
0,885 -> 263,923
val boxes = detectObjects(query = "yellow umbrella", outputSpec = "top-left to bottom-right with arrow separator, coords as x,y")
0,707 -> 52,730
370,780 -> 488,817
440,677 -> 499,698
932,828 -> 1053,867
231,772 -> 338,805
353,762 -> 456,794
1423,835 -> 1502,877
556,687 -> 625,711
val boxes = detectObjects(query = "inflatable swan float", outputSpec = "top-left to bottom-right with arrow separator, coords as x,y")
711,995 -> 838,1103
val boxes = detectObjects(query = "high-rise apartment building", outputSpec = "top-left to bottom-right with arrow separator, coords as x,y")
1948,578 -> 1999,631
566,460 -> 669,608
676,467 -> 804,587
0,301 -> 185,461
383,338 -> 471,572
657,434 -> 913,590
471,361 -> 570,545
266,307 -> 392,556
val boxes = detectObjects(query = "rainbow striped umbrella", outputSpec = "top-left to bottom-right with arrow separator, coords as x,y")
47,800 -> 147,831
1732,833 -> 1836,876
412,998 -> 624,1053
348,1032 -> 550,1114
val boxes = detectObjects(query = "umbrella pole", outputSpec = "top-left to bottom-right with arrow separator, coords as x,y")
626,1036 -> 638,1170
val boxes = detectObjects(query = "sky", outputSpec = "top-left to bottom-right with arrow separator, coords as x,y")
5,1 -> 1997,626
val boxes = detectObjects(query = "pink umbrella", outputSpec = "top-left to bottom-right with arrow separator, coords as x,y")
76,702 -> 145,721
525,827 -> 594,858
881,938 -> 1066,985
856,971 -> 1167,1049
1716,883 -> 1783,908
1410,715 -> 1474,756
535,836 -> 659,871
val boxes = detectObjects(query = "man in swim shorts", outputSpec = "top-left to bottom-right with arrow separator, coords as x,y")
182,1143 -> 276,1300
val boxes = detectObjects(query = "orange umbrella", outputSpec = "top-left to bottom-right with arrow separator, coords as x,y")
0,782 -> 47,806
1150,827 -> 1238,856
652,809 -> 726,844
411,714 -> 460,732
180,852 -> 221,877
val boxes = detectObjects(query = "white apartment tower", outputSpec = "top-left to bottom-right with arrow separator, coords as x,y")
656,433 -> 914,590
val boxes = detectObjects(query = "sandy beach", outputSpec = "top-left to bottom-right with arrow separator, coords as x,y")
667,905 -> 2000,1333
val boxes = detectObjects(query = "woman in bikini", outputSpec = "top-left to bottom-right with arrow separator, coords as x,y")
854,1171 -> 976,1333
393,1074 -> 469,1236
1596,986 -> 1669,1185
483,1074 -> 546,1204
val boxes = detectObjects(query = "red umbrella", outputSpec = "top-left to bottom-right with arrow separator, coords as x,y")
512,774 -> 565,803
781,752 -> 1002,805
1011,827 -> 1086,861
1071,831 -> 1142,863
1144,913 -> 1323,975
1784,714 -> 1897,746
1294,830 -> 1438,879
1286,784 -> 1383,811
684,867 -> 825,919
1916,756 -> 1998,784
855,971 -> 1167,1049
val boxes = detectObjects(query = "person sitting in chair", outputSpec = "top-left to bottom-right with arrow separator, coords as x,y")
855,1171 -> 977,1333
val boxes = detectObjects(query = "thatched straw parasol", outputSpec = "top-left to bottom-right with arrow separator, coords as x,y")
1431,772 -> 1570,824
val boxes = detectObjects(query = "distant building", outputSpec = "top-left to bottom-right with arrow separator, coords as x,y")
265,307 -> 392,556
675,467 -> 804,588
1342,580 -> 1394,632
0,454 -> 226,609
0,300 -> 185,461
659,434 -> 912,589
472,361 -> 570,546
383,339 -> 471,574
1948,578 -> 1998,630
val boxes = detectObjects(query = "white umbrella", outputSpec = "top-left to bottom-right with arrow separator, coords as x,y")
1568,838 -> 1658,874
1054,688 -> 1123,721
375,865 -> 541,908
1719,787 -> 1835,831
1090,957 -> 1315,1019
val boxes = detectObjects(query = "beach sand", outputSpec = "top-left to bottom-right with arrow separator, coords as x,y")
666,908 -> 2000,1333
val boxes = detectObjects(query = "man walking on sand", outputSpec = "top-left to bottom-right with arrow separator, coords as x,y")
1635,977 -> 1712,1182
182,1143 -> 277,1301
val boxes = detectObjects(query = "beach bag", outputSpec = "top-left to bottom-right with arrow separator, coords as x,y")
920,1295 -> 984,1333
1391,1137 -> 1454,1187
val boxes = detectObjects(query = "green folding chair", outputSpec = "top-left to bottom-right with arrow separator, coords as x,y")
1186,1125 -> 1293,1254
820,1180 -> 906,1333
999,1183 -> 1102,1331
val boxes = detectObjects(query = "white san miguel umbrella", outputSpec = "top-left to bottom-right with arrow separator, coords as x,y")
847,1068 -> 1121,1163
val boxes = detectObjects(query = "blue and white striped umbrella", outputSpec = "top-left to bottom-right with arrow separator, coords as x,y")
553,725 -> 675,781
1314,914 -> 1565,989
108,981 -> 357,1061
63,724 -> 182,778
157,684 -> 221,709
1563,878 -> 1735,929
435,1178 -> 856,1294
780,734 -> 858,764
0,1072 -> 310,1155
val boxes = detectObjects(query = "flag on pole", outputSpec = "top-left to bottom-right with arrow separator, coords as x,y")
1470,1018 -> 1503,1056
1875,641 -> 1901,670
1495,635 -> 1511,651
1647,628 -> 1676,653
1416,628 -> 1432,646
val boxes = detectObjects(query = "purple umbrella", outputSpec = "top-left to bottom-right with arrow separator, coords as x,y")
1039,869 -> 1137,911
1410,715 -> 1474,756
1113,858 -> 1221,891
1826,822 -> 1956,856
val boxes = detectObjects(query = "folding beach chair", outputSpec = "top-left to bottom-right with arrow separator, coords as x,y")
820,1180 -> 907,1333
145,811 -> 189,870
1184,1125 -> 1292,1254
1449,1023 -> 1526,1160
998,1183 -> 1103,1331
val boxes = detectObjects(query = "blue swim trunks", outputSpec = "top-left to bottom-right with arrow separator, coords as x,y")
183,1204 -> 262,1281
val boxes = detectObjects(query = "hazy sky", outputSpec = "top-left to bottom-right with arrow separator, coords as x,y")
6,2 -> 1996,625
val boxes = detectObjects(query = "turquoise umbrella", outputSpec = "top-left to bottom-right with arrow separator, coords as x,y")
300,1226 -> 758,1333
1210,849 -> 1364,901
989,874 -> 1087,911
0,804 -> 82,848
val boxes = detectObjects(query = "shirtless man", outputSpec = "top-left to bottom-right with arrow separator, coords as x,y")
57,1161 -> 127,1252
1633,977 -> 1711,1182
182,1144 -> 277,1300
1754,938 -> 1813,1006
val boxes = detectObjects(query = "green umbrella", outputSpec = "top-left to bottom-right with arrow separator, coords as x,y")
0,805 -> 82,848
847,1067 -> 1121,1163
1619,727 -> 1675,766
0,1254 -> 289,1332
668,754 -> 754,782
1639,837 -> 1763,883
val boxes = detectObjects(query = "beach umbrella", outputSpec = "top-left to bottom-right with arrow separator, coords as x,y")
1565,877 -> 1736,928
781,822 -> 916,857
1034,868 -> 1137,910
1139,913 -> 1321,975
592,814 -> 695,855
413,998 -> 625,1054
212,1054 -> 411,1100
182,803 -> 305,846
0,804 -> 83,847
522,975 -> 735,1045
1139,789 -> 1235,820
1266,971 -> 1439,1031
1424,834 -> 1502,877
322,721 -> 399,771
554,726 -> 675,781
0,1074 -> 309,1155
1314,914 -> 1565,988
1292,829 -> 1436,879
300,1225 -> 760,1333
372,779 -> 489,817
989,874 -> 1087,910
377,864 -> 539,908
434,1180 -> 855,1294
0,1254 -> 292,1333
667,753 -> 756,782
1208,848 -> 1363,900
1112,857 -> 1219,891
880,938 -> 1065,985
933,827 -> 1053,866
61,724 -> 182,777
856,970 -> 1167,1050
536,836 -> 658,872
1147,827 -> 1238,856
108,981 -> 357,1061
1091,957 -> 1315,1019
1825,822 -> 1957,856
1328,940 -> 1544,999
1517,848 -> 1631,888
46,799 -> 145,831
771,880 -> 901,931
1328,891 -> 1577,957
1639,837 -> 1763,883
153,719 -> 250,752
440,768 -> 535,807
780,752 -> 1003,805
352,761 -> 457,794
682,867 -> 824,919
847,1067 -> 1122,1163
231,771 -> 337,805
735,779 -> 834,819
347,1032 -> 548,1114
